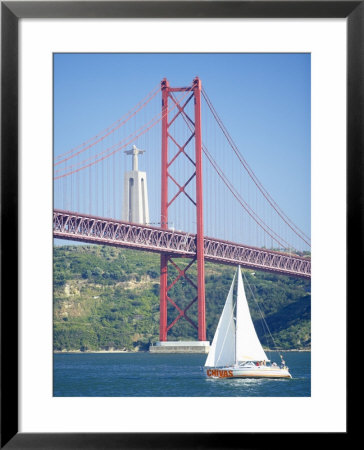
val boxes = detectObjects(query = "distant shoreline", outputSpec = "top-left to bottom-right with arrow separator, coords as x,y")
54,350 -> 134,354
54,348 -> 311,354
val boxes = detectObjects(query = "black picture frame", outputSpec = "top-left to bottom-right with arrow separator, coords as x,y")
1,1 -> 357,448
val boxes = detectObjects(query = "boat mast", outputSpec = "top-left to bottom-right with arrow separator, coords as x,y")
235,266 -> 240,366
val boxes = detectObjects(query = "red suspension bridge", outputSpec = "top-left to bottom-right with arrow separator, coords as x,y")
54,77 -> 311,343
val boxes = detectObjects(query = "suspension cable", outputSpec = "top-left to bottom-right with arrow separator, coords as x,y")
55,83 -> 161,164
202,87 -> 311,248
170,93 -> 293,250
203,146 -> 292,250
55,88 -> 192,179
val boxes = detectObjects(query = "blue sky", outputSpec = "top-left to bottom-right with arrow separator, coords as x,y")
54,53 -> 310,250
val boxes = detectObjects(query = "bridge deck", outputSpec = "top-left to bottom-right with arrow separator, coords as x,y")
53,210 -> 311,279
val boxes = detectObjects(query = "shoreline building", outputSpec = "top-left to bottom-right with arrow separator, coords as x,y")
122,145 -> 150,225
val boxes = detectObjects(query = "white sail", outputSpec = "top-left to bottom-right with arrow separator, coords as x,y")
235,267 -> 268,362
204,273 -> 236,367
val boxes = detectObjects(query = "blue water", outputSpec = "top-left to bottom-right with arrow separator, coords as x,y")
53,351 -> 310,397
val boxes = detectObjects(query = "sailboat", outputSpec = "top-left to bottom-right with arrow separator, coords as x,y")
204,266 -> 292,379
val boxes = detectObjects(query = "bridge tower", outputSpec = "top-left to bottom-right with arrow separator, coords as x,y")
153,77 -> 209,352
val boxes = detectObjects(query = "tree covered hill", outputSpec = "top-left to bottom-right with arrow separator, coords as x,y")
53,244 -> 311,352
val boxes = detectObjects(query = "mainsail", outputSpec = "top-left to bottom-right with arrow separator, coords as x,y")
204,273 -> 236,367
205,267 -> 268,368
235,267 -> 268,362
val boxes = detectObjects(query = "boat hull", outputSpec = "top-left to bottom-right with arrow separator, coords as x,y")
205,366 -> 292,379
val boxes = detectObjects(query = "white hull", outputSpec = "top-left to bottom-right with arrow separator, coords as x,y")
205,365 -> 292,379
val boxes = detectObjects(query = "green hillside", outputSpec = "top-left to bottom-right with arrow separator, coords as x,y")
53,244 -> 311,352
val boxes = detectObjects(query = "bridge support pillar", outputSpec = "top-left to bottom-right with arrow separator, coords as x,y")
159,254 -> 168,341
194,77 -> 206,342
159,77 -> 206,342
150,341 -> 210,354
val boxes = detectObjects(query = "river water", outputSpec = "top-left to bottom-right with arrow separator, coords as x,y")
53,351 -> 310,397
